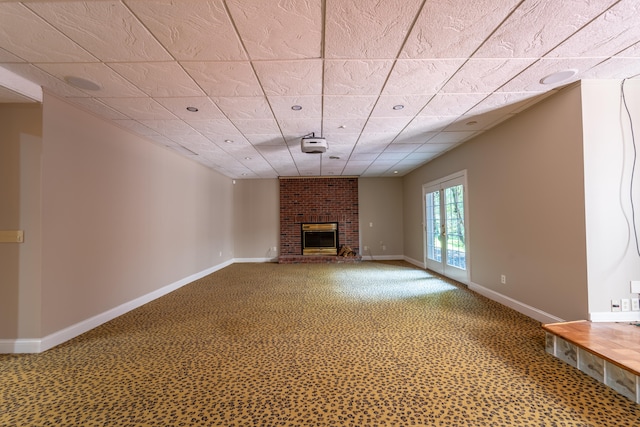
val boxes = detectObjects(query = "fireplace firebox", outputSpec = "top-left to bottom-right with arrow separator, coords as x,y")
301,223 -> 338,255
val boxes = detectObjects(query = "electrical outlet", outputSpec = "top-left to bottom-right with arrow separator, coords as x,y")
382,245 -> 386,251
500,275 -> 506,284
621,299 -> 631,312
632,298 -> 640,311
611,299 -> 621,312
364,245 -> 369,251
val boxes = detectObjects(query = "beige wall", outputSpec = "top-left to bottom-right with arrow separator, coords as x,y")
581,79 -> 640,315
403,85 -> 589,321
39,94 -> 234,336
359,178 -> 404,259
0,104 -> 42,339
232,178 -> 279,260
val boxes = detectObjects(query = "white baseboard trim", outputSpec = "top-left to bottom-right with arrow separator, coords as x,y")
361,254 -> 404,261
234,257 -> 278,263
468,282 -> 564,324
0,260 -> 233,354
589,311 -> 640,322
403,256 -> 425,269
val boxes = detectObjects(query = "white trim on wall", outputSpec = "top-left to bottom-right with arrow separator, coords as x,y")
0,260 -> 234,354
468,281 -> 564,324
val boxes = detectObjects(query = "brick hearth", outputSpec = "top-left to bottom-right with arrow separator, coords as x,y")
279,177 -> 360,263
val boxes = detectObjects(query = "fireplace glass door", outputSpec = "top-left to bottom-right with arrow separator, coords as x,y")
302,223 -> 338,255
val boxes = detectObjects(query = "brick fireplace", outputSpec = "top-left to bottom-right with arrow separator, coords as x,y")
279,177 -> 360,263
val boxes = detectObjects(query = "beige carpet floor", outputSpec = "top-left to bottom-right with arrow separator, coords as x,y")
1,261 -> 639,426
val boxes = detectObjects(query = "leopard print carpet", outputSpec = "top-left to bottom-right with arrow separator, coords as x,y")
1,261 -> 639,426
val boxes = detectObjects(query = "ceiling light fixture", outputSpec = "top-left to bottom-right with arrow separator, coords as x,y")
329,156 -> 340,160
393,170 -> 399,174
186,106 -> 199,112
291,105 -> 302,111
64,76 -> 101,91
540,69 -> 578,85
392,104 -> 405,110
225,139 -> 234,143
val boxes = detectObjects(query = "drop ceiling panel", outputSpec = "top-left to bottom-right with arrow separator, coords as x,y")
323,95 -> 377,119
324,60 -> 393,95
545,1 -> 638,59
154,97 -> 225,120
213,96 -> 274,120
99,97 -> 176,120
37,63 -> 147,97
0,3 -> 95,63
401,0 -> 520,59
28,1 -> 171,62
108,63 -> 204,97
226,0 -> 322,60
254,60 -> 323,96
182,62 -> 262,96
324,0 -> 424,59
473,0 -> 616,58
382,60 -> 465,95
126,0 -> 246,61
2,0 -> 639,178
440,59 -> 536,93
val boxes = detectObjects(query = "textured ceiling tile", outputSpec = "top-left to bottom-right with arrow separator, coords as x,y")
415,143 -> 458,153
113,119 -> 161,136
384,143 -> 420,153
322,118 -> 368,135
37,63 -> 147,97
429,131 -> 478,144
253,60 -> 322,96
383,60 -> 465,95
371,94 -> 433,117
2,63 -> 90,98
465,92 -> 545,115
444,110 -> 514,132
28,1 -> 171,62
269,95 -> 322,119
498,57 -> 605,92
342,161 -> 372,175
139,120 -> 200,136
440,59 -> 535,93
99,97 -> 176,120
126,0 -> 246,61
68,98 -> 130,120
277,118 -> 322,139
401,0 -> 519,58
546,1 -> 638,58
108,63 -> 204,97
247,135 -> 287,146
323,95 -> 377,119
582,58 -> 640,80
213,96 -> 273,120
325,0 -> 424,59
378,151 -> 408,160
231,119 -> 281,135
474,0 -> 617,58
393,132 -> 439,144
182,62 -> 262,96
226,0 -> 322,60
154,97 -> 225,120
419,93 -> 487,116
0,47 -> 25,62
356,133 -> 398,149
402,116 -> 458,136
324,60 -> 393,95
0,3 -> 95,62
362,117 -> 412,134
185,119 -> 244,139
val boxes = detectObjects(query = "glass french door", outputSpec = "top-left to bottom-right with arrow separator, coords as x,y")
423,172 -> 469,284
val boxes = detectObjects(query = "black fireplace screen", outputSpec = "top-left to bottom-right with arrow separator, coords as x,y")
301,223 -> 338,255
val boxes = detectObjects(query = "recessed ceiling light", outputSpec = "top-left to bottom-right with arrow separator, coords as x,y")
392,104 -> 405,110
540,69 -> 578,85
225,139 -> 234,143
244,157 -> 251,160
329,155 -> 340,160
338,125 -> 346,129
241,173 -> 248,176
64,76 -> 101,91
186,106 -> 199,112
393,170 -> 399,174
466,120 -> 478,126
291,105 -> 302,111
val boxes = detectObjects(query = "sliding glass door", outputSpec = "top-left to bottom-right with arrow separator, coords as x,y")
423,171 -> 469,284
